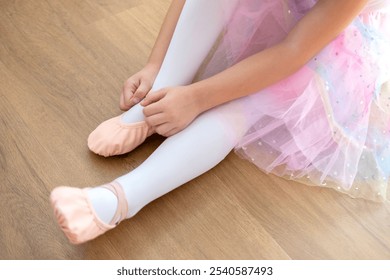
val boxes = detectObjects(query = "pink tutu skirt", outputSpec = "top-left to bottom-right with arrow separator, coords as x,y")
200,0 -> 390,202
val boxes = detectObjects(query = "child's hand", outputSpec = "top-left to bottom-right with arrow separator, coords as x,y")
120,64 -> 159,111
141,86 -> 201,137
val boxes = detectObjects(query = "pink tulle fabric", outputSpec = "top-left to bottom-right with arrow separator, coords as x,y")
199,0 -> 390,202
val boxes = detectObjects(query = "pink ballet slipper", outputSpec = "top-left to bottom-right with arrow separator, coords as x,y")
88,114 -> 155,157
50,181 -> 128,244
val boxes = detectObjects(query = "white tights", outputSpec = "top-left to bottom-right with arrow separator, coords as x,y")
88,0 -> 252,223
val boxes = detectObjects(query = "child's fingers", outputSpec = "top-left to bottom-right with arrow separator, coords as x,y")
120,85 -> 135,110
144,113 -> 166,127
154,123 -> 173,137
131,82 -> 151,105
141,89 -> 166,106
119,93 -> 130,110
143,101 -> 163,117
163,127 -> 179,137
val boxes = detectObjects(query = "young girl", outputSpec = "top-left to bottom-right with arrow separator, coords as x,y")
50,0 -> 390,244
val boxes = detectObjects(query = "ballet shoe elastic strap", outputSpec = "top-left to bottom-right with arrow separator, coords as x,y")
102,182 -> 128,225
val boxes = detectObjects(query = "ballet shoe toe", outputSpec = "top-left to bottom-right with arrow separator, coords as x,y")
88,115 -> 153,157
50,187 -> 113,244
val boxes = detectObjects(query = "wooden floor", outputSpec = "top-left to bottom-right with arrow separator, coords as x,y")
1,0 -> 389,260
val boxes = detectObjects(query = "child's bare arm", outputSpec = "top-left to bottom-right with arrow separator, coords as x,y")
191,0 -> 368,112
120,0 -> 185,110
142,0 -> 368,136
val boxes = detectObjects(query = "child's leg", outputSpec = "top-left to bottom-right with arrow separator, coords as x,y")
52,0 -> 246,243
52,99 -> 250,243
90,100 -> 249,223
122,0 -> 238,123
88,0 -> 238,157
120,104 -> 249,216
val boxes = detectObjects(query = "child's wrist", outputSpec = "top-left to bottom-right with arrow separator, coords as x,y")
144,62 -> 160,74
187,83 -> 209,115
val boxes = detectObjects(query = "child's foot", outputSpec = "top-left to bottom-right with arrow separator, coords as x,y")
88,114 -> 155,157
50,181 -> 128,244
